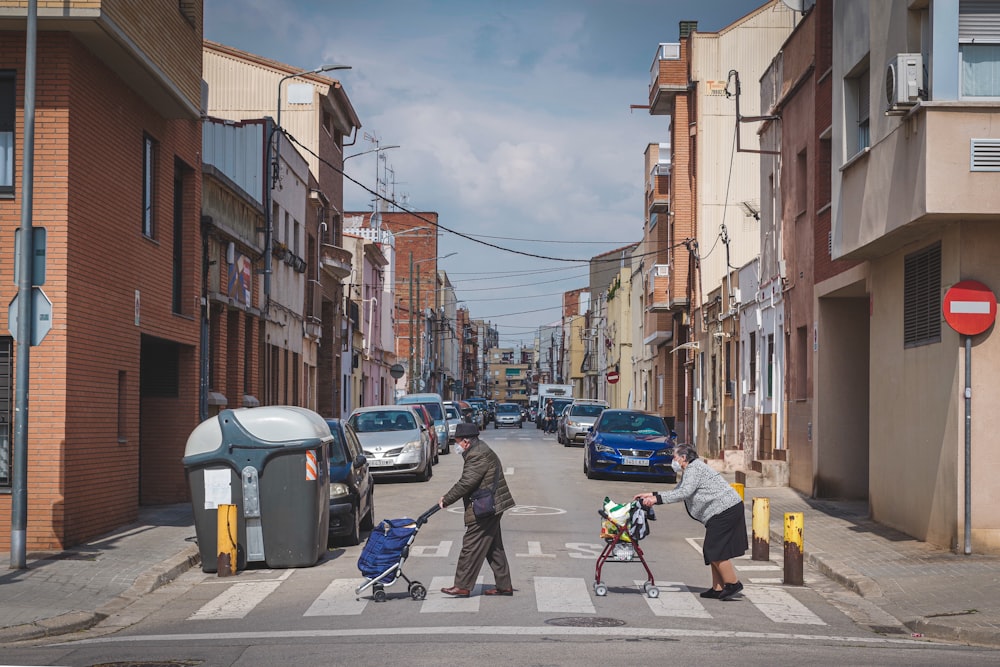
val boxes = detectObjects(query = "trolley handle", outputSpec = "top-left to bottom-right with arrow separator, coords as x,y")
417,504 -> 440,526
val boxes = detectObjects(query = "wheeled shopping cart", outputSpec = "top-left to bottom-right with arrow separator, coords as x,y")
356,504 -> 439,602
593,498 -> 659,598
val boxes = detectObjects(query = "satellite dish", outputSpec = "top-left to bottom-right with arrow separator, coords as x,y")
781,0 -> 815,13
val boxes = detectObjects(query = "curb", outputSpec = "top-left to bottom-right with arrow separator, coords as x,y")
0,544 -> 201,644
905,617 -> 1000,649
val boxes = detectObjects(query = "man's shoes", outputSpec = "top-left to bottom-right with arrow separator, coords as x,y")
440,586 -> 471,597
699,587 -> 722,599
483,587 -> 514,596
718,581 -> 744,601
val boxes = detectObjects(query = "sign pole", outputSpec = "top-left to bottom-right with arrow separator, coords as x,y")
964,335 -> 972,556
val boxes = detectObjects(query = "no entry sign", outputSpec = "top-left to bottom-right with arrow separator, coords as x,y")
606,371 -> 620,384
943,280 -> 997,336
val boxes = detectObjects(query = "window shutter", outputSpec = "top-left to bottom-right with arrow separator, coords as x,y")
960,0 -> 1000,41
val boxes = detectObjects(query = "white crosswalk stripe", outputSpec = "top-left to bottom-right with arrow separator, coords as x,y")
640,580 -> 712,618
421,576 -> 485,612
534,576 -> 595,614
187,573 -> 826,626
304,578 -> 368,616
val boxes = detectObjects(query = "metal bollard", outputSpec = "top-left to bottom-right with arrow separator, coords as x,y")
217,503 -> 238,577
731,482 -> 745,501
783,512 -> 804,586
752,497 -> 770,561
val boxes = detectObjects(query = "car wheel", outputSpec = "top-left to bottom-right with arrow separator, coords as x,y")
518,422 -> 522,429
332,505 -> 362,548
494,423 -> 498,429
585,456 -> 597,480
360,490 -> 375,531
434,449 -> 440,465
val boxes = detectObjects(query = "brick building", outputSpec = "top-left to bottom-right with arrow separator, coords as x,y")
0,2 -> 205,550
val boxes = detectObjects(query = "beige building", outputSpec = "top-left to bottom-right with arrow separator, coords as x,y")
825,0 -> 1000,552
487,348 -> 529,404
603,254 -> 636,410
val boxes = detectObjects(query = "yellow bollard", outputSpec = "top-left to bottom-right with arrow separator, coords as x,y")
752,497 -> 770,561
731,482 -> 745,501
217,503 -> 238,577
783,512 -> 804,586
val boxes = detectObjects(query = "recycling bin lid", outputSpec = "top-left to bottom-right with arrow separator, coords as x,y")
185,406 -> 332,457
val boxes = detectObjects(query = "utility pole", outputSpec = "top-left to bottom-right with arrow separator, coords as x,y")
408,252 -> 414,393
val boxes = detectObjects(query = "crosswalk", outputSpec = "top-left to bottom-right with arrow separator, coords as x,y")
185,570 -> 825,626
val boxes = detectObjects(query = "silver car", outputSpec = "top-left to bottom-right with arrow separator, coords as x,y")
347,406 -> 433,481
560,400 -> 608,446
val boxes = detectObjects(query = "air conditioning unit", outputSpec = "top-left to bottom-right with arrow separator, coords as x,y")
886,53 -> 922,109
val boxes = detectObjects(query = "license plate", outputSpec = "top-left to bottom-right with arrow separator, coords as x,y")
369,458 -> 394,467
622,457 -> 649,467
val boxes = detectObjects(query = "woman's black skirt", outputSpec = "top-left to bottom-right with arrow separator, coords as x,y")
702,501 -> 748,565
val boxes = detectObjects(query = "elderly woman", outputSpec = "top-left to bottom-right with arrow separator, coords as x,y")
635,444 -> 747,601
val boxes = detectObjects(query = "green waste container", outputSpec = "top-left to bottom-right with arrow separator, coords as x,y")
183,406 -> 331,572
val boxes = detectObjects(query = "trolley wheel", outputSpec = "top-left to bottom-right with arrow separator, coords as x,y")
409,582 -> 427,600
594,582 -> 608,597
373,584 -> 387,603
646,586 -> 660,599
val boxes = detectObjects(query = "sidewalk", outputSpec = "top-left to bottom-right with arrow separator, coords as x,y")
1,490 -> 998,647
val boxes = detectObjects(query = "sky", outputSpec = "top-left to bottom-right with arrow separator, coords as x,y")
204,0 -> 781,348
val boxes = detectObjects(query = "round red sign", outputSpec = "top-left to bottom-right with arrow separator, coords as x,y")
943,280 -> 997,336
606,371 -> 620,384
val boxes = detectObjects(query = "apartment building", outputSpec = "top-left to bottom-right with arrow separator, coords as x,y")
0,2 -> 204,549
487,348 -> 529,405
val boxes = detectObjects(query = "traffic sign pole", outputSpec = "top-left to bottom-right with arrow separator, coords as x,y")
942,280 -> 997,556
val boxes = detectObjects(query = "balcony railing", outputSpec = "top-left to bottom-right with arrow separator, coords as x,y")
321,243 -> 353,280
648,264 -> 670,310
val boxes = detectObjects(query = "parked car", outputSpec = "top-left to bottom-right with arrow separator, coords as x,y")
444,403 -> 462,443
559,400 -> 608,446
397,393 -> 451,457
494,402 -> 523,428
409,403 -> 441,463
324,418 -> 375,546
555,403 -> 573,441
466,398 -> 489,428
347,406 -> 433,481
583,409 -> 675,482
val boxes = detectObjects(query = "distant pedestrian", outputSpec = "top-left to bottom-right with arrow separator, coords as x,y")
439,422 -> 515,597
634,444 -> 747,600
544,399 -> 556,433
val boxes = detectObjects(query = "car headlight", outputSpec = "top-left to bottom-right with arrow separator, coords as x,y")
595,443 -> 615,454
402,440 -> 422,454
330,482 -> 350,499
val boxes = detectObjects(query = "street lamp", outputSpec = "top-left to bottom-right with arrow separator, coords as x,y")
409,252 -> 456,393
265,64 -> 351,301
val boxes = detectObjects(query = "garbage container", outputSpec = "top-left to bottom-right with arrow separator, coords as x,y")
183,406 -> 331,572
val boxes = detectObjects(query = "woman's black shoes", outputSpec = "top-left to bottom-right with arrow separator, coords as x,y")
718,581 -> 744,601
699,587 -> 722,599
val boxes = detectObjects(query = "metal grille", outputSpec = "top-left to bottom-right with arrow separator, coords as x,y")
971,138 -> 1000,171
903,243 -> 942,348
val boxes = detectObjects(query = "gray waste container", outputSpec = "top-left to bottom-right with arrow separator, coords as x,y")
183,406 -> 331,572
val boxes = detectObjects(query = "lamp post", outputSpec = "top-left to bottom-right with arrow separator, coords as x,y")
410,252 -> 456,393
265,64 -> 351,302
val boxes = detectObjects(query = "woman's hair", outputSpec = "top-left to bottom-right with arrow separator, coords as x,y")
674,444 -> 698,462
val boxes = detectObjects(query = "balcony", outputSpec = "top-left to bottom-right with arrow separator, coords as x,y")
837,104 -> 1000,259
649,43 -> 686,115
321,243 -> 353,280
647,264 -> 671,311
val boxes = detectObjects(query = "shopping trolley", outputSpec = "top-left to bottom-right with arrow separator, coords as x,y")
593,497 -> 658,598
356,504 -> 439,602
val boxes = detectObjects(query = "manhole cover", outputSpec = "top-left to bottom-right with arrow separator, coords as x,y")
545,616 -> 626,627
89,662 -> 203,667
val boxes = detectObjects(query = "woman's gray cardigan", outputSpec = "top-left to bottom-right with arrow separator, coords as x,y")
656,458 -> 741,524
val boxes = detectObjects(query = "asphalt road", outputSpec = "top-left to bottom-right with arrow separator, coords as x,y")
5,426 -> 998,666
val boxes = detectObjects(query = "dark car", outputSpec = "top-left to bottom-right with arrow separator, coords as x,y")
325,419 -> 375,546
583,409 -> 675,482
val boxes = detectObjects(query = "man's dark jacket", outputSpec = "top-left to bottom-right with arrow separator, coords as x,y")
442,438 -> 515,525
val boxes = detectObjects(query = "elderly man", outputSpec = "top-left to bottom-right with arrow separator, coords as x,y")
439,422 -> 515,597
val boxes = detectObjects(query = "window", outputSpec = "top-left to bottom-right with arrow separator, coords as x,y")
796,149 -> 808,214
796,326 -> 808,400
0,71 -> 14,196
142,134 -> 158,237
846,67 -> 870,156
960,0 -> 1000,98
767,334 -> 775,399
904,243 -> 942,347
748,332 -> 757,393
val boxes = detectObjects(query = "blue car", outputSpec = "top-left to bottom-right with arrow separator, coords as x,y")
325,419 -> 375,547
583,409 -> 676,482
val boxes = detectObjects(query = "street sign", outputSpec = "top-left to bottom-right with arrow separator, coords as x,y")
8,287 -> 53,346
943,280 -> 997,336
606,371 -> 620,384
389,363 -> 405,379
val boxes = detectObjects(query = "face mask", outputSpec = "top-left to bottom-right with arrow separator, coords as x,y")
671,459 -> 683,474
